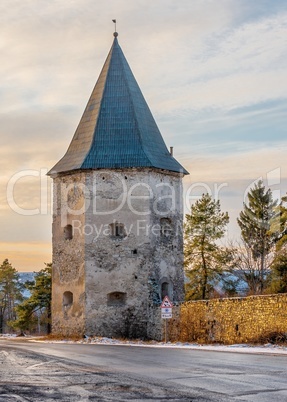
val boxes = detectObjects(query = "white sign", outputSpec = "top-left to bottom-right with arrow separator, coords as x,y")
161,311 -> 172,319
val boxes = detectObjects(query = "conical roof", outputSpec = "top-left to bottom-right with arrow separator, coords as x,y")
48,34 -> 188,176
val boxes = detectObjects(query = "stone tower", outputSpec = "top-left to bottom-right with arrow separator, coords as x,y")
48,33 -> 188,339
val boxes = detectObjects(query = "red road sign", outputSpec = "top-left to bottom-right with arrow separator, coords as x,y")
160,295 -> 173,308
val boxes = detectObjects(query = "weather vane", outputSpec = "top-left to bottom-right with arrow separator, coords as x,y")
112,19 -> 117,32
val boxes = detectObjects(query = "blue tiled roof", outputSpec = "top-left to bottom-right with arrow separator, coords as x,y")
48,35 -> 188,175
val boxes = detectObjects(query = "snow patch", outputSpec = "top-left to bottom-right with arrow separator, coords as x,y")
8,335 -> 286,355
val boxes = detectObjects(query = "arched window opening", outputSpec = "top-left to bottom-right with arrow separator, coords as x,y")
110,222 -> 126,238
64,224 -> 73,240
161,282 -> 169,299
107,292 -> 127,306
63,291 -> 73,307
160,218 -> 172,237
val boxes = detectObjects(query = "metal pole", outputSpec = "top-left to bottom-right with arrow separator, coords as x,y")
165,319 -> 167,343
38,312 -> 41,334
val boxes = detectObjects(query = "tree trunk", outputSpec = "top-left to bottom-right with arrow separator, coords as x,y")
0,313 -> 4,334
47,305 -> 51,334
260,249 -> 265,294
202,251 -> 207,300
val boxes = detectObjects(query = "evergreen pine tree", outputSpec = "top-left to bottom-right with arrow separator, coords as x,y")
184,194 -> 229,300
237,180 -> 277,293
267,196 -> 287,293
0,259 -> 23,333
12,263 -> 52,334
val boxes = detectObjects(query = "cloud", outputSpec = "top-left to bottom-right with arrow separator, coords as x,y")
183,142 -> 287,183
149,11 -> 287,114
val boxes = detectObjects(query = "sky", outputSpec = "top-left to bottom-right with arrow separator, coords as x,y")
1,0 -> 287,271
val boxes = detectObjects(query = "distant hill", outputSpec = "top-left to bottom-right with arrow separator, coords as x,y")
18,272 -> 36,298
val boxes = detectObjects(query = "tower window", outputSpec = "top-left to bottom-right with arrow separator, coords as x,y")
107,292 -> 127,306
64,224 -> 73,240
160,218 -> 172,237
161,282 -> 169,299
63,291 -> 73,307
110,222 -> 126,238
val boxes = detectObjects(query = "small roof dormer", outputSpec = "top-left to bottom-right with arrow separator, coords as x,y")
48,33 -> 188,176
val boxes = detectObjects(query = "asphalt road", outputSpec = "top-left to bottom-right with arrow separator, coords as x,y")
0,339 -> 287,401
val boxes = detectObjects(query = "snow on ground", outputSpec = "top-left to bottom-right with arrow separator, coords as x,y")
76,337 -> 287,355
2,334 -> 286,355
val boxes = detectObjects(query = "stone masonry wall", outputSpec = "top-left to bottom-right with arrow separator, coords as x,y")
83,168 -> 184,339
51,167 -> 185,339
51,173 -> 86,336
173,293 -> 287,344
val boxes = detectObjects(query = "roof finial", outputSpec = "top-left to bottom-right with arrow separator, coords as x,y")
112,19 -> 118,37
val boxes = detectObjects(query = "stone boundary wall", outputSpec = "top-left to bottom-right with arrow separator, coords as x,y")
168,293 -> 287,344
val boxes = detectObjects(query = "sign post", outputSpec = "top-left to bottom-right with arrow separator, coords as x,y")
160,296 -> 173,343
